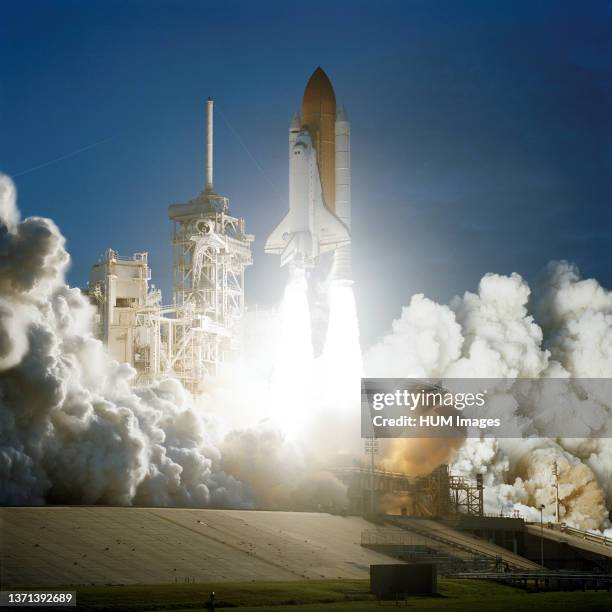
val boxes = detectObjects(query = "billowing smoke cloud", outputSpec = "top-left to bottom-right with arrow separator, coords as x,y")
3,169 -> 611,534
0,175 -> 246,506
365,267 -> 612,533
221,426 -> 347,511
0,175 -> 350,512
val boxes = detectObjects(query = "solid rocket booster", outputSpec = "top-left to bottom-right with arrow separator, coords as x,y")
265,67 -> 352,279
333,105 -> 352,281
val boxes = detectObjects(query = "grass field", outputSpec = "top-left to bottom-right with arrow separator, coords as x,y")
67,578 -> 612,611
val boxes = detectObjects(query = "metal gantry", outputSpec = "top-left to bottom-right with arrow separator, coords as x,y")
331,464 -> 484,517
168,196 -> 253,387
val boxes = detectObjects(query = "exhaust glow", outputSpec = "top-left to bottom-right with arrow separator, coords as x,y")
269,267 -> 314,440
319,281 -> 363,409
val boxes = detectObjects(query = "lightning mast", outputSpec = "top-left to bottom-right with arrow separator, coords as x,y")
167,98 -> 253,388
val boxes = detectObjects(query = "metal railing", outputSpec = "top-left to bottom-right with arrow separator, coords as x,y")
526,522 -> 612,548
452,570 -> 612,591
362,525 -> 520,570
362,530 -> 503,574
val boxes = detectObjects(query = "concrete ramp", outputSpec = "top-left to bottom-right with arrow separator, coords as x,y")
0,507 -> 399,587
525,523 -> 612,560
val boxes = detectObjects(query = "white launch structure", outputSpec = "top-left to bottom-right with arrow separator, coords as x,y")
88,98 -> 253,391
89,250 -> 160,366
167,97 -> 253,386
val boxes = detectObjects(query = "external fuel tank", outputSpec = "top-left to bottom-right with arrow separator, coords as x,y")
301,67 -> 337,213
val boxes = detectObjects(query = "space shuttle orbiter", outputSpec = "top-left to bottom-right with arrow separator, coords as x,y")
265,67 -> 352,279
264,128 -> 350,268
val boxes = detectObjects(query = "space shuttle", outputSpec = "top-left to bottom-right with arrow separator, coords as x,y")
265,67 -> 352,280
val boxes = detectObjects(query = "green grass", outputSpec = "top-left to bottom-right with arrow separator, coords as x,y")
58,578 -> 612,611
73,579 -> 370,610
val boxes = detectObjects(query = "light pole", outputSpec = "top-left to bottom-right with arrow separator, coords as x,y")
364,437 -> 379,515
539,504 -> 545,567
552,461 -> 560,523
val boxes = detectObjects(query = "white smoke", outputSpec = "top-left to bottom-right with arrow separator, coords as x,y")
0,174 -> 350,510
0,175 -> 246,506
3,169 -> 611,533
365,267 -> 612,533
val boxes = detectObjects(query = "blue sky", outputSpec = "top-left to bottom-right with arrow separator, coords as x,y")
1,1 -> 610,345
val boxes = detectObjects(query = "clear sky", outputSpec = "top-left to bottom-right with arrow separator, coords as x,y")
1,1 -> 610,346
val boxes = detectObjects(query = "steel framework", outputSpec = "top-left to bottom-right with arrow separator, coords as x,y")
332,464 -> 484,517
167,193 -> 253,387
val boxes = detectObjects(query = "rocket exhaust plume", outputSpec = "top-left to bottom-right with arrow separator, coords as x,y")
318,282 -> 362,409
268,266 -> 315,440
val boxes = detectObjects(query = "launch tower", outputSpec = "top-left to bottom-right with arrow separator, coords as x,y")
167,98 -> 253,385
88,99 -> 252,390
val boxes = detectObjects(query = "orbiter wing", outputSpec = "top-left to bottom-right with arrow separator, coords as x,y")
264,211 -> 291,254
316,198 -> 351,253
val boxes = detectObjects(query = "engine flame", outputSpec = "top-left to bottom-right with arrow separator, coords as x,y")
319,281 -> 363,408
269,267 -> 314,440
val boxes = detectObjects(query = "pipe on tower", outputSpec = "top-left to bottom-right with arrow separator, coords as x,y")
206,97 -> 214,192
